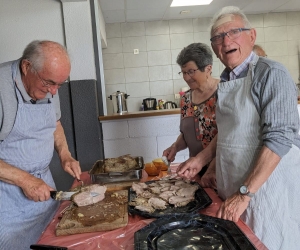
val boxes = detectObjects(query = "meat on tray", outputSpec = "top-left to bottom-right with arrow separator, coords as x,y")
103,154 -> 138,172
129,180 -> 199,212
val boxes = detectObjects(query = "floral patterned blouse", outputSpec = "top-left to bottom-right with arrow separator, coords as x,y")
180,90 -> 218,157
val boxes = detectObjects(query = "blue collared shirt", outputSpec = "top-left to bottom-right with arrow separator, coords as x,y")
220,51 -> 256,82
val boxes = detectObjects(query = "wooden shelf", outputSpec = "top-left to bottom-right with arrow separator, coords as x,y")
99,108 -> 180,121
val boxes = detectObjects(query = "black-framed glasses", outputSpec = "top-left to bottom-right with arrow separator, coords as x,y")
210,28 -> 251,45
178,68 -> 199,77
31,64 -> 68,88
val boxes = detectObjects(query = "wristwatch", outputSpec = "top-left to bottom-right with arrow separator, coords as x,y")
239,185 -> 254,198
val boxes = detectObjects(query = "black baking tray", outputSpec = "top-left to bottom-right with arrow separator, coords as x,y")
134,213 -> 257,250
89,156 -> 144,184
128,180 -> 212,218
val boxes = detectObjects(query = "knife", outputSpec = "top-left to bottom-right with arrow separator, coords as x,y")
50,191 -> 100,201
30,244 -> 68,250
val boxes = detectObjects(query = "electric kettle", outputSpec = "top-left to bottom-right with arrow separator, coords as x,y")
108,91 -> 129,114
164,101 -> 177,109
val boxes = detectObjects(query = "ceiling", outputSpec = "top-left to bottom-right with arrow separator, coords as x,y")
99,0 -> 300,23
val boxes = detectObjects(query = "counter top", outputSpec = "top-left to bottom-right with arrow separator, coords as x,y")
99,108 -> 180,121
37,167 -> 267,250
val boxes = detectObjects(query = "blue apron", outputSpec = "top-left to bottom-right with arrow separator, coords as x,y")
0,61 -> 59,250
216,54 -> 300,249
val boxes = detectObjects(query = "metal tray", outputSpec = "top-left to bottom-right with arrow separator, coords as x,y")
128,180 -> 212,218
134,213 -> 257,250
89,156 -> 144,184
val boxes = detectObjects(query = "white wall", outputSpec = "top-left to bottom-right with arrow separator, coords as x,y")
103,12 -> 300,114
101,114 -> 189,163
0,0 -> 65,63
62,1 -> 96,80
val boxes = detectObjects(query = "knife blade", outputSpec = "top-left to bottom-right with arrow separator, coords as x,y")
50,191 -> 100,201
50,191 -> 77,200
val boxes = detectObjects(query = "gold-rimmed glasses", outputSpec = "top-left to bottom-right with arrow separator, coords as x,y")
31,64 -> 68,88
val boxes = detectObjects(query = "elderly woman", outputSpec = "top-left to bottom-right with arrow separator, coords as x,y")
163,43 -> 219,188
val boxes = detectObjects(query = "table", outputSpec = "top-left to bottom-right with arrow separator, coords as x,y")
37,165 -> 267,250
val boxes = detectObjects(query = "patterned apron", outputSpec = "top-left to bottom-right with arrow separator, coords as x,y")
0,61 -> 59,250
216,55 -> 300,249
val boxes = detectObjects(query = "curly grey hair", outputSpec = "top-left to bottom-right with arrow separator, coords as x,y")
209,6 -> 252,33
21,40 -> 68,72
176,43 -> 213,72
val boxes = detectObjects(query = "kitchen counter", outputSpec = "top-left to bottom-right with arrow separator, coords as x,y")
99,108 -> 180,121
36,166 -> 267,250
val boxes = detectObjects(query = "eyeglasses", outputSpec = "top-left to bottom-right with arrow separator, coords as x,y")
31,64 -> 68,88
178,68 -> 199,77
210,28 -> 251,45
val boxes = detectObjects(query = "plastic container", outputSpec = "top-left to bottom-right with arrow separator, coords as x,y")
144,162 -> 161,176
152,158 -> 168,171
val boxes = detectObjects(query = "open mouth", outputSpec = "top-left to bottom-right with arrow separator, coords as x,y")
225,49 -> 237,54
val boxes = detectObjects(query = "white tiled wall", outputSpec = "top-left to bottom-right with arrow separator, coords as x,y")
101,114 -> 189,163
103,12 -> 300,114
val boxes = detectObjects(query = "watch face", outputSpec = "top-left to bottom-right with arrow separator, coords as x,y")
240,185 -> 248,194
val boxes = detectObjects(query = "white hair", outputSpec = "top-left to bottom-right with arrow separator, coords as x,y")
209,6 -> 252,33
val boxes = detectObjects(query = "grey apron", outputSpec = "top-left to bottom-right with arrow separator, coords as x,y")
216,54 -> 300,249
0,61 -> 59,250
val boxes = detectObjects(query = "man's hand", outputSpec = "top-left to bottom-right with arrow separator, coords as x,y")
21,175 -> 53,202
176,157 -> 203,179
61,156 -> 81,180
216,193 -> 250,222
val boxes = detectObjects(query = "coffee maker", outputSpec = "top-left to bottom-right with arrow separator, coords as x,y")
143,98 -> 157,111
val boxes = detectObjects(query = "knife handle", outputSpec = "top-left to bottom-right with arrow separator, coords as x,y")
50,191 -> 57,199
30,244 -> 67,250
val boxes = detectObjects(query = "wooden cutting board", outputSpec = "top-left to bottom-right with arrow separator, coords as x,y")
56,189 -> 128,236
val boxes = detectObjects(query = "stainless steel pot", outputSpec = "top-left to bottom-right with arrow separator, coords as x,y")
108,91 -> 129,114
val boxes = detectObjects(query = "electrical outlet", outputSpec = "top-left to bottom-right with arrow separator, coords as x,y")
175,94 -> 180,99
133,49 -> 139,54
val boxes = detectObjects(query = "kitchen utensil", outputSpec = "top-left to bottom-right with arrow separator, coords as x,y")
89,156 -> 144,184
161,156 -> 171,172
108,91 -> 129,114
143,98 -> 157,111
128,181 -> 212,218
134,213 -> 256,250
163,101 -> 177,109
152,158 -> 168,171
50,191 -> 99,201
30,244 -> 68,250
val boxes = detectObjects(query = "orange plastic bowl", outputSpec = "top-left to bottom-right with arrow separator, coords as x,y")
152,158 -> 168,171
145,162 -> 161,176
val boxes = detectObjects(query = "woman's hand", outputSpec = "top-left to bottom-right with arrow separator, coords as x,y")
216,193 -> 250,222
176,156 -> 203,179
163,144 -> 177,162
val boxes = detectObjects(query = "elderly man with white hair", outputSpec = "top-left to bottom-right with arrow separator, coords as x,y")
178,6 -> 300,249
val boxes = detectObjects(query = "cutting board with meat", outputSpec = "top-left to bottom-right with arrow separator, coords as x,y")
56,189 -> 128,236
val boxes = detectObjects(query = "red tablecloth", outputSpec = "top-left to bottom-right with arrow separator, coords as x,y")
37,165 -> 267,250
